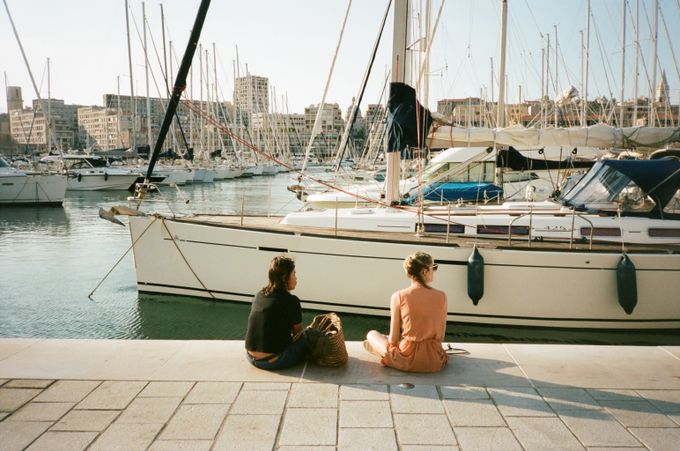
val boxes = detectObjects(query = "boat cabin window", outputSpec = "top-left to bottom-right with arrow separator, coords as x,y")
663,189 -> 680,215
423,161 -> 495,183
562,163 -> 656,214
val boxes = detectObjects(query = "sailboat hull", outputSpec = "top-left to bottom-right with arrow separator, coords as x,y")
128,215 -> 680,330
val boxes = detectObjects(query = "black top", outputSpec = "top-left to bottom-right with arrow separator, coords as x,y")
245,289 -> 302,354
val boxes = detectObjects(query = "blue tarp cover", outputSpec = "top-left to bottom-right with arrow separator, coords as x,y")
404,182 -> 502,204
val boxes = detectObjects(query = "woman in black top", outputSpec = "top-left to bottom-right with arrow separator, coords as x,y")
245,255 -> 307,370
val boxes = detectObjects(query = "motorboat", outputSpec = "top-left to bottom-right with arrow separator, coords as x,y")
41,155 -> 143,191
0,157 -> 67,206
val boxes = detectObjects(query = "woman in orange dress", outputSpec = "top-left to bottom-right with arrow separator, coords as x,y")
364,251 -> 448,373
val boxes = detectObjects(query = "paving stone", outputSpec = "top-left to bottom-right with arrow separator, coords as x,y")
278,447 -> 335,451
506,417 -> 585,450
116,397 -> 182,424
0,412 -> 8,421
558,409 -> 641,447
51,409 -> 119,431
0,388 -> 42,412
455,427 -> 523,450
161,403 -> 229,440
400,447 -> 458,451
230,389 -> 287,414
138,381 -> 194,398
339,400 -> 392,428
9,402 -> 74,421
34,380 -> 100,403
488,387 -> 555,417
287,383 -> 338,408
0,379 -> 7,386
242,382 -> 290,391
148,440 -> 213,451
538,388 -> 600,411
390,385 -> 444,414
601,399 -> 678,427
76,380 -> 146,410
587,389 -> 641,401
635,390 -> 680,413
443,398 -> 506,426
629,427 -> 680,451
184,382 -> 241,404
0,420 -> 52,451
89,422 -> 163,451
340,384 -> 389,400
213,414 -> 280,450
393,414 -> 456,445
25,431 -> 97,451
5,379 -> 54,389
278,408 -> 336,446
337,427 -> 398,451
669,412 -> 680,426
440,385 -> 489,400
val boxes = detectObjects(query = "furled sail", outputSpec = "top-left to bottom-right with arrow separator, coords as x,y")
428,123 -> 680,149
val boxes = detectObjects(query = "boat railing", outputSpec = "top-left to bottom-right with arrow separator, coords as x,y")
507,207 -> 595,249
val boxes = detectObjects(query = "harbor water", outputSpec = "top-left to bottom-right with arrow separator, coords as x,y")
1,172 -> 678,345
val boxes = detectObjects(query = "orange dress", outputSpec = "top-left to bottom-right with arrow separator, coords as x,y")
381,285 -> 448,373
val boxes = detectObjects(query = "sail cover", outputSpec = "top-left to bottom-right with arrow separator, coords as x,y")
428,123 -> 680,149
386,82 -> 432,155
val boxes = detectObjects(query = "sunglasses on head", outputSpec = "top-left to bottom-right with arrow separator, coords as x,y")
431,263 -> 438,271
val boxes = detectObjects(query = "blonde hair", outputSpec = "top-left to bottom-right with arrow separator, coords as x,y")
403,251 -> 434,288
263,255 -> 295,295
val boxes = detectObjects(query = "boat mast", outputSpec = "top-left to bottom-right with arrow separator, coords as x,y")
496,0 -> 508,129
633,0 -> 639,124
619,0 -> 626,127
384,0 -> 410,205
143,2 -> 152,148
648,0 -> 658,127
47,57 -> 52,152
124,0 -> 136,151
582,0 -> 590,127
143,0 -> 211,188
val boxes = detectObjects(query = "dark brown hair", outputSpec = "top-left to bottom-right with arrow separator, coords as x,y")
262,255 -> 296,295
403,251 -> 434,288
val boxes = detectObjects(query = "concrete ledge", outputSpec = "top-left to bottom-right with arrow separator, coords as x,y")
0,339 -> 678,388
1,339 -> 679,450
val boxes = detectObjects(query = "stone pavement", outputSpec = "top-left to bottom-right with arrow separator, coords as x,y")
0,339 -> 679,450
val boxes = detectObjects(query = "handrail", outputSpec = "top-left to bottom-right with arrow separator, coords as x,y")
507,207 -> 596,249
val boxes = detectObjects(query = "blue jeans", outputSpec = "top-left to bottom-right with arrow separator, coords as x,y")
246,338 -> 308,370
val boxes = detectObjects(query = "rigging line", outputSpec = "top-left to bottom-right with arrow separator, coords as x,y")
300,0 -> 354,175
333,0 -> 391,172
88,216 -> 159,299
659,8 -> 680,83
182,97 -> 474,229
591,16 -> 617,105
160,219 -> 216,299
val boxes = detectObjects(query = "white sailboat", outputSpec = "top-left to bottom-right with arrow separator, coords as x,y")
0,157 -> 67,206
117,0 -> 680,330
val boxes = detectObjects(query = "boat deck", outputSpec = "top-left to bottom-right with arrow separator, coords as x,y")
174,214 -> 680,254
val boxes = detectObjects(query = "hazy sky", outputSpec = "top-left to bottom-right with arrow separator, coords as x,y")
1,0 -> 678,115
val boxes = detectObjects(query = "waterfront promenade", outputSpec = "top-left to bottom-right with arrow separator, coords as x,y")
0,339 -> 678,450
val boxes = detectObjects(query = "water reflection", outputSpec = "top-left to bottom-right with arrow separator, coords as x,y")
0,206 -> 70,237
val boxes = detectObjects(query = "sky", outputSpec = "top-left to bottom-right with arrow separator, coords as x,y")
1,0 -> 678,116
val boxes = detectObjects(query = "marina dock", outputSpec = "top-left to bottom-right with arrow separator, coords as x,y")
0,339 -> 678,450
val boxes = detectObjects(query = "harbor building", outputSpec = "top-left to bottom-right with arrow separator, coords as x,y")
304,103 -> 345,159
8,97 -> 78,152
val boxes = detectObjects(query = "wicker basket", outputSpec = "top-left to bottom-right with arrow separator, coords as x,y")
306,313 -> 348,367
